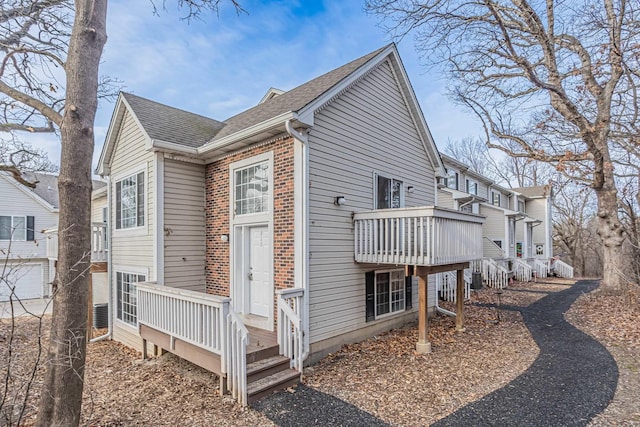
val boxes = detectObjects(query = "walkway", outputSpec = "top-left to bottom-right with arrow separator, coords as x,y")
433,279 -> 618,426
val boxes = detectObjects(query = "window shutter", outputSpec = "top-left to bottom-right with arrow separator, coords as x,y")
365,271 -> 375,322
115,181 -> 122,229
137,172 -> 144,226
26,216 -> 35,241
405,276 -> 413,310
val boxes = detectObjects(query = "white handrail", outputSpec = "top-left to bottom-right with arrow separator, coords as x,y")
481,258 -> 509,289
534,259 -> 549,278
226,310 -> 248,406
436,271 -> 470,302
513,258 -> 533,282
42,223 -> 108,262
353,206 -> 484,266
277,288 -> 304,372
553,260 -> 574,278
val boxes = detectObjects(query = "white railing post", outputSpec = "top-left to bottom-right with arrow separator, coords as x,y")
277,288 -> 305,372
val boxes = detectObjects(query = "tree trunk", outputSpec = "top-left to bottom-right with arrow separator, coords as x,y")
36,1 -> 107,426
595,186 -> 626,291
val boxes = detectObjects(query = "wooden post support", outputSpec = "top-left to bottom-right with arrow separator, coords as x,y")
456,268 -> 465,332
416,274 -> 431,353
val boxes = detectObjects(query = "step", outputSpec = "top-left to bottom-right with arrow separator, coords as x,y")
247,368 -> 301,404
246,344 -> 279,364
247,355 -> 291,383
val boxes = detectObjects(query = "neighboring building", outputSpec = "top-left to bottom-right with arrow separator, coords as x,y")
97,44 -> 484,404
0,172 -> 59,301
437,154 -> 570,283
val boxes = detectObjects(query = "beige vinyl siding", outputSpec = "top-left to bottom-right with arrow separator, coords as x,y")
0,175 -> 58,260
437,189 -> 455,209
483,238 -> 504,259
163,159 -> 206,291
108,109 -> 154,348
480,204 -> 506,258
476,180 -> 489,199
525,198 -> 549,255
91,193 -> 107,223
308,60 -> 437,345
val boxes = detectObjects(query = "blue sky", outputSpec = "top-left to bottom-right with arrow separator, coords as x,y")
35,0 -> 483,170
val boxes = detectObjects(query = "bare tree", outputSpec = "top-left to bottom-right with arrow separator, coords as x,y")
367,0 -> 640,290
444,136 -> 554,187
0,1 -> 242,425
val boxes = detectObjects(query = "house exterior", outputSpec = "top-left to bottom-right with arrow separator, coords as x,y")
0,172 -> 59,301
437,154 -> 569,283
97,44 -> 484,404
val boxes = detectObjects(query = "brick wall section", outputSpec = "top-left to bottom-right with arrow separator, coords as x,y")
205,137 -> 295,329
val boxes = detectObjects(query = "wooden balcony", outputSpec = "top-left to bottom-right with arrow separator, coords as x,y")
353,206 -> 484,267
44,222 -> 108,263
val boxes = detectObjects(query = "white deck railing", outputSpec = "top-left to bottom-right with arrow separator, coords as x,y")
436,271 -> 470,302
534,259 -> 549,278
135,282 -> 248,405
43,222 -> 108,263
482,258 -> 509,289
553,260 -> 574,278
513,258 -> 533,282
277,288 -> 304,372
353,206 -> 484,266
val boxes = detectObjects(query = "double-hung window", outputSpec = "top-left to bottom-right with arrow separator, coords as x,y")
116,271 -> 146,326
0,215 -> 29,241
375,174 -> 403,209
492,191 -> 501,206
116,172 -> 144,229
374,270 -> 405,318
234,161 -> 269,216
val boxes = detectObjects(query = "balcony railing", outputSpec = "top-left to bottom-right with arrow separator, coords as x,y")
44,222 -> 108,263
353,206 -> 484,266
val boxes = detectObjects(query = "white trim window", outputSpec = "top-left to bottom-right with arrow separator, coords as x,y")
446,170 -> 459,190
115,172 -> 145,229
492,191 -> 501,206
234,161 -> 269,216
518,200 -> 526,213
0,215 -> 27,241
375,174 -> 404,209
466,179 -> 478,195
116,271 -> 146,326
375,269 -> 405,317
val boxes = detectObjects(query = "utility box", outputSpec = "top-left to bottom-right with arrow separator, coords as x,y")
93,303 -> 108,329
471,272 -> 483,290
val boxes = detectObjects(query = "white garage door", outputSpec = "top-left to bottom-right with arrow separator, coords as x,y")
0,263 -> 43,301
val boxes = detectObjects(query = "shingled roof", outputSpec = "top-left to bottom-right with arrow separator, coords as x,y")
513,185 -> 551,198
121,92 -> 226,148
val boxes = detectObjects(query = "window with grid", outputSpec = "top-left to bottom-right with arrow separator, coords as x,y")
375,270 -> 405,317
376,175 -> 403,209
235,161 -> 269,215
116,172 -> 144,229
0,215 -> 26,241
116,271 -> 145,326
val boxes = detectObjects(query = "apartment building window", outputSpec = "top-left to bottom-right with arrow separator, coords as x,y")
446,170 -> 459,190
116,271 -> 146,326
0,215 -> 34,241
518,200 -> 525,212
375,174 -> 403,209
466,179 -> 477,195
234,161 -> 269,215
492,192 -> 501,206
116,172 -> 145,229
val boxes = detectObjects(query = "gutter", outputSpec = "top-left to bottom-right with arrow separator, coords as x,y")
284,119 -> 310,363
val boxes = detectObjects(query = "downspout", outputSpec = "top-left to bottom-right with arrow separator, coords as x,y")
284,119 -> 310,362
91,177 -> 112,342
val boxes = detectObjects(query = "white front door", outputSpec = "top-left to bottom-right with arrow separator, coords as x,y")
248,225 -> 270,318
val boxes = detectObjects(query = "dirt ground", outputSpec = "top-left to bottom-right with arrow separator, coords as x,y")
1,278 -> 637,426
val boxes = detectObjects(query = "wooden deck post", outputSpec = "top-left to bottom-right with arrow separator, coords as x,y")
456,268 -> 465,332
416,274 -> 431,354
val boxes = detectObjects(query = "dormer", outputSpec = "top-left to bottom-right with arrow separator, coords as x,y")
258,87 -> 286,104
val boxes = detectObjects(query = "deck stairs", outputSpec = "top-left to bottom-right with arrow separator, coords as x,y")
245,327 -> 300,404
